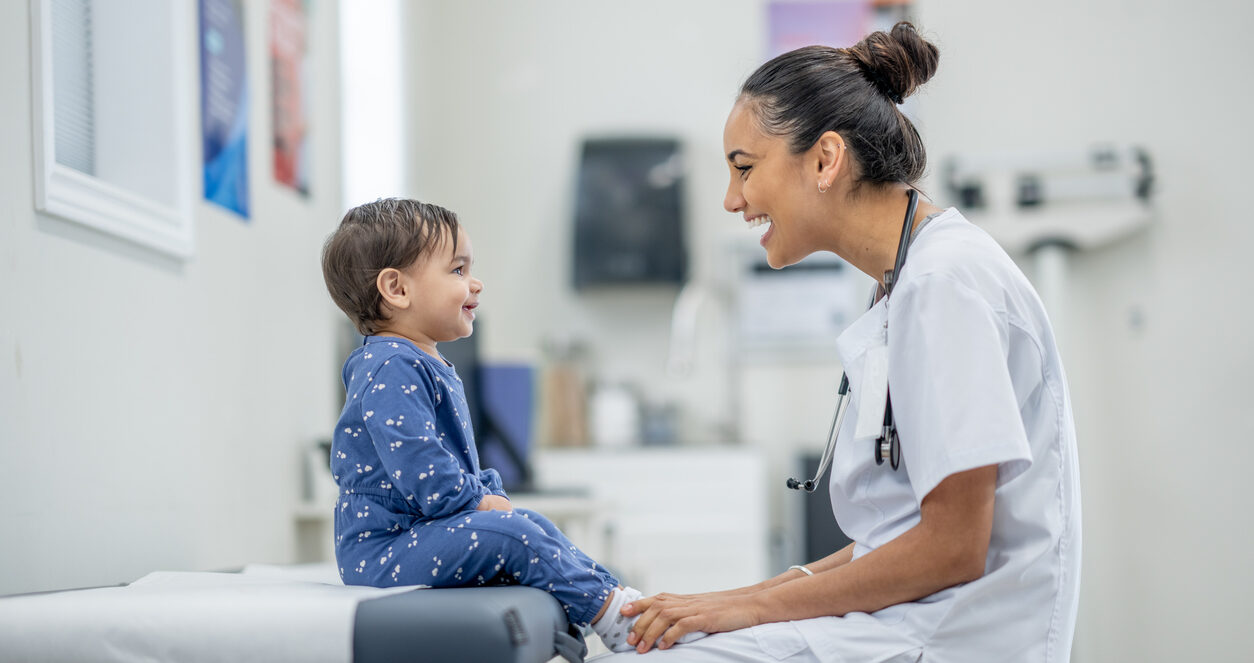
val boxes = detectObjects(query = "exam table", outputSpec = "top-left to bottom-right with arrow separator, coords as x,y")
0,563 -> 587,663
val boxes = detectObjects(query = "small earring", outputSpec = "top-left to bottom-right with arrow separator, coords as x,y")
818,181 -> 829,194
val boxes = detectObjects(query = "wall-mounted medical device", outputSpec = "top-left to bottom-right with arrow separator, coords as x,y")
944,144 -> 1156,346
943,144 -> 1154,253
572,137 -> 687,289
667,232 -> 870,376
734,252 -> 867,354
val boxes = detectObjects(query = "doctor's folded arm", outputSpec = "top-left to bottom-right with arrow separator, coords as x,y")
591,22 -> 1081,663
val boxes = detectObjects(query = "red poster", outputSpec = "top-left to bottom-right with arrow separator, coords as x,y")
270,0 -> 309,195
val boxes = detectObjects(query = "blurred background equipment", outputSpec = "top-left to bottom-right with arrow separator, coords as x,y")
944,145 -> 1154,347
438,320 -> 536,492
943,144 -> 1153,254
538,336 -> 591,450
572,137 -> 687,289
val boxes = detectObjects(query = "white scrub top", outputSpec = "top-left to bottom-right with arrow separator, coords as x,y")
792,208 -> 1082,662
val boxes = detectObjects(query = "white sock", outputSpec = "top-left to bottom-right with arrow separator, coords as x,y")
591,586 -> 707,652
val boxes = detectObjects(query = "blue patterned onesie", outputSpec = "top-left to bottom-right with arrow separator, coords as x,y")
331,335 -> 618,626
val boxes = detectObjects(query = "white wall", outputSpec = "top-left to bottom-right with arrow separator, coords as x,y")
0,0 -> 345,594
405,1 -> 1254,661
404,0 -> 801,447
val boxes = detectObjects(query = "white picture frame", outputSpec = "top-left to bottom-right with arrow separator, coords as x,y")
30,0 -> 197,259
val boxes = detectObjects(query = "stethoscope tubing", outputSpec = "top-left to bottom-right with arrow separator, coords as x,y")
792,374 -> 850,492
788,189 -> 919,492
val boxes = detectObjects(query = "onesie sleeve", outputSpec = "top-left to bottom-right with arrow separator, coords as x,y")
360,357 -> 490,518
888,274 -> 1033,504
478,468 -> 509,498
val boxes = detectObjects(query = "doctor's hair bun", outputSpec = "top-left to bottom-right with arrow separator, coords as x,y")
738,21 -> 939,187
847,22 -> 939,105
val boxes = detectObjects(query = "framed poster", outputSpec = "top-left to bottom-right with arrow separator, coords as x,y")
270,0 -> 310,196
768,1 -> 872,55
200,0 -> 250,219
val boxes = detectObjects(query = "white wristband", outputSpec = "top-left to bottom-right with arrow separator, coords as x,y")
788,564 -> 814,576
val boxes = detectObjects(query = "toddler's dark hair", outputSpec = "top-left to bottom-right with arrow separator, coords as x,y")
321,198 -> 460,335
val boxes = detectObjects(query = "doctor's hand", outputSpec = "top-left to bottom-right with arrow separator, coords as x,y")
622,591 -> 763,653
475,495 -> 513,511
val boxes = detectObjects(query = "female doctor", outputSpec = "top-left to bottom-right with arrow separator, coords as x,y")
594,22 -> 1082,662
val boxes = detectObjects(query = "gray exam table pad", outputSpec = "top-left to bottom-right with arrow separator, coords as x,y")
0,564 -> 586,663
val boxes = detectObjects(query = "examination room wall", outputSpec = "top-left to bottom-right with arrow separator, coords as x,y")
402,0 -> 777,447
0,1 -> 346,594
404,1 -> 1253,661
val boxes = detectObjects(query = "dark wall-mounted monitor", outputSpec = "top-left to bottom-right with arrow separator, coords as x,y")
572,137 -> 686,289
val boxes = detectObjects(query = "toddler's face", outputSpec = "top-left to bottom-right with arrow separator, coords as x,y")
398,226 -> 483,350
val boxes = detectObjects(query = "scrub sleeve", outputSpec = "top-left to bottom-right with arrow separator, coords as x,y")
887,273 -> 1033,499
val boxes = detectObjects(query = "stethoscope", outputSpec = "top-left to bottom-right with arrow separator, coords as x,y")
787,189 -> 919,492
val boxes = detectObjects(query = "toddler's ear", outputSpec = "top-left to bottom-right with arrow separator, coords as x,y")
376,267 -> 410,310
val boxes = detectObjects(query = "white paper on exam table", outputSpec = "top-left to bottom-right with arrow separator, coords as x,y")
0,568 -> 414,663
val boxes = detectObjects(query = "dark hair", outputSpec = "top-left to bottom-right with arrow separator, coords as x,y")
321,198 -> 461,335
739,21 -> 939,189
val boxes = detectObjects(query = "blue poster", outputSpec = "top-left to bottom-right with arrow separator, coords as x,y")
200,0 -> 250,219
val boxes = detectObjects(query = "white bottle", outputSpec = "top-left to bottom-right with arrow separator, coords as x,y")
589,383 -> 640,448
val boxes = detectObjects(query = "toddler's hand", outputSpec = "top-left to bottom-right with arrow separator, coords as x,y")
476,495 -> 513,512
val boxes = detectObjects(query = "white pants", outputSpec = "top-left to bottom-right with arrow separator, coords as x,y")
587,618 -> 926,663
588,621 -> 822,662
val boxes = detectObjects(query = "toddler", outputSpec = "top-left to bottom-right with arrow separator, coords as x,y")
320,198 -> 698,652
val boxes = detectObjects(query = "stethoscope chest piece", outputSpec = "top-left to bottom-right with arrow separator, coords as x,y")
874,387 -> 901,470
875,427 -> 901,470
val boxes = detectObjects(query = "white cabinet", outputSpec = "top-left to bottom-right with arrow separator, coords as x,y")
530,447 -> 770,595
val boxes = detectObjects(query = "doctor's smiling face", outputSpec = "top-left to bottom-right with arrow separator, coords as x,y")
723,99 -> 835,269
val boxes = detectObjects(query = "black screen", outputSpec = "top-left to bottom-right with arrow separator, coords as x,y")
573,137 -> 686,288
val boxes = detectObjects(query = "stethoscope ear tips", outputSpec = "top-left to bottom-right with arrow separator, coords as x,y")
786,477 -> 819,492
785,477 -> 818,492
